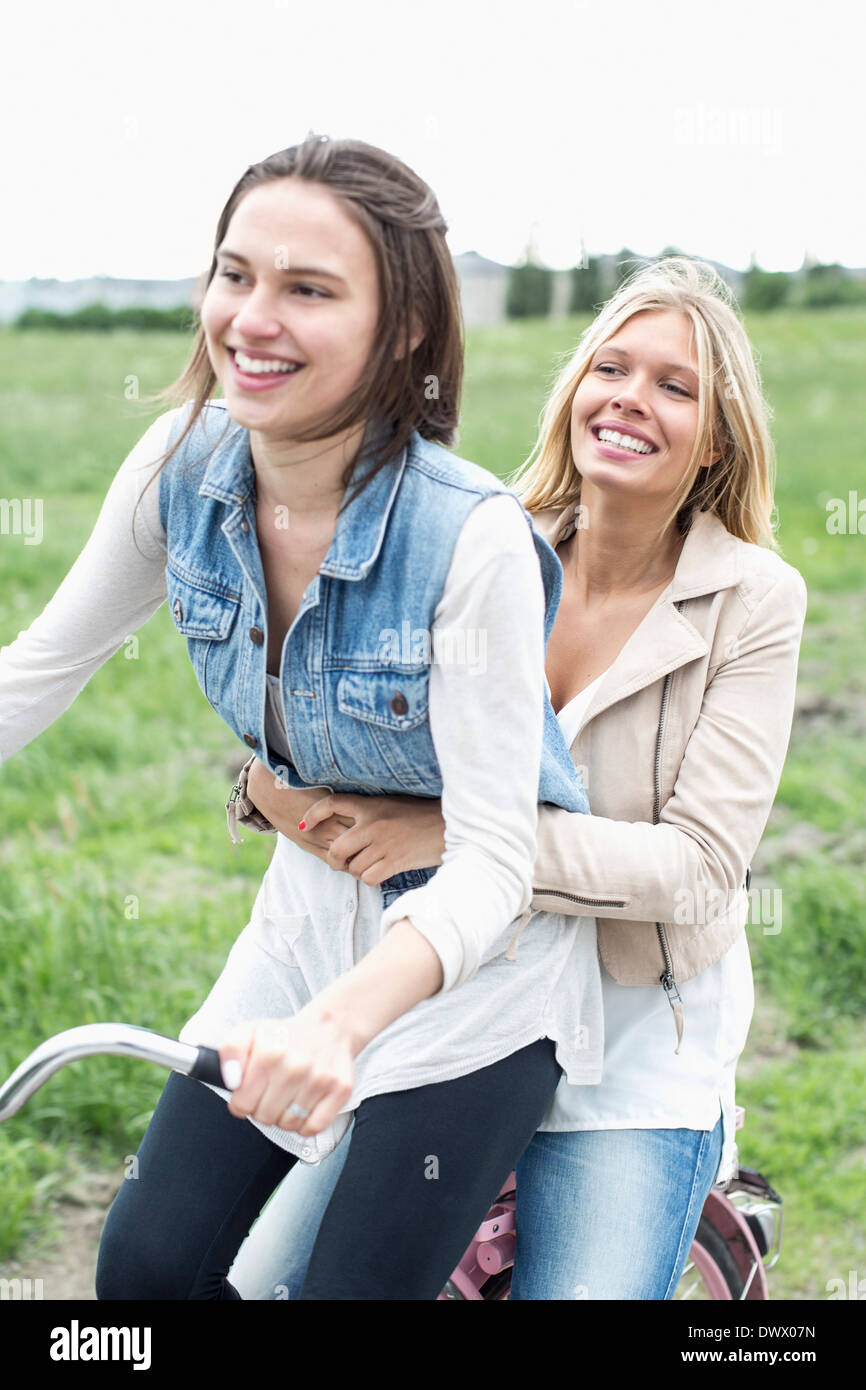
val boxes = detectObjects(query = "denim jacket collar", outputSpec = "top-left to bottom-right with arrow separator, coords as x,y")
319,443 -> 409,581
196,410 -> 408,582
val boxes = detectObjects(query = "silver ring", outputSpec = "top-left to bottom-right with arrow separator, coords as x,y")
286,1101 -> 310,1120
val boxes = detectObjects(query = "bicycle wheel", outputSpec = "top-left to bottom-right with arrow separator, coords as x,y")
674,1217 -> 745,1300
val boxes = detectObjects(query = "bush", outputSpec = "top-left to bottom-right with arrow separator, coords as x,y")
14,302 -> 195,331
69,303 -> 116,331
13,308 -> 62,330
569,257 -> 604,313
798,263 -> 866,309
742,267 -> 792,311
506,263 -> 553,319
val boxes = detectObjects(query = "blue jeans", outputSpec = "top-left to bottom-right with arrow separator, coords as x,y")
379,867 -> 436,911
229,1113 -> 724,1299
510,1118 -> 724,1299
230,1119 -> 355,1299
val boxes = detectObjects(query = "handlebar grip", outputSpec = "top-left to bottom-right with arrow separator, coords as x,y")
188,1046 -> 229,1088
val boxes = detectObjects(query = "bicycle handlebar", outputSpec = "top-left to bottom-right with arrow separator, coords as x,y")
0,1024 -> 233,1121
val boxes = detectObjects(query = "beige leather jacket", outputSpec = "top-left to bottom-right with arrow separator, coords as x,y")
529,504 -> 807,1026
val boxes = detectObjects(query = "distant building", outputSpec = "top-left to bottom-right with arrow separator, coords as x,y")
451,251 -> 509,326
0,259 -> 511,326
1,256 -> 861,328
454,253 -> 579,324
0,275 -> 200,325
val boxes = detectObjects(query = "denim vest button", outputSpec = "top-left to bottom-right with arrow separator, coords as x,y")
158,411 -> 588,815
249,626 -> 264,645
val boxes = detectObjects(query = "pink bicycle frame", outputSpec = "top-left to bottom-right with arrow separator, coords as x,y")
439,1180 -> 517,1300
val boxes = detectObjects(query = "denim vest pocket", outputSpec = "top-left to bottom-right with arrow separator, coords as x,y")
333,665 -> 438,791
336,666 -> 429,728
166,564 -> 241,707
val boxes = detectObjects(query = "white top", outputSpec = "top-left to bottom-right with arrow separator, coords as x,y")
539,673 -> 754,1184
0,407 -> 604,1164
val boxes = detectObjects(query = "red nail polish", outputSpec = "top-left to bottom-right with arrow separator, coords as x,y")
298,820 -> 306,830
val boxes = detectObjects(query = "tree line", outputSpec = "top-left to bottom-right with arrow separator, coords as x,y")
506,252 -> 866,318
9,257 -> 865,330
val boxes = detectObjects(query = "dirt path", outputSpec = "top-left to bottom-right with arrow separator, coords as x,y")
4,1170 -> 121,1300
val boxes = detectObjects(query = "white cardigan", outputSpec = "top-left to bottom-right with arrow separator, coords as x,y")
543,677 -> 752,1185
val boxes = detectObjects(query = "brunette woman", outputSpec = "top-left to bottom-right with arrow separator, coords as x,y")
0,136 -> 607,1300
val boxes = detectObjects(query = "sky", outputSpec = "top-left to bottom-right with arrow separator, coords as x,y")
2,0 -> 864,281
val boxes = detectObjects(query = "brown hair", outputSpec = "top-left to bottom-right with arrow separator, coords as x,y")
137,134 -> 463,530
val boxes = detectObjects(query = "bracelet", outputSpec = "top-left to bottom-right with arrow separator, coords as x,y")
226,755 -> 278,844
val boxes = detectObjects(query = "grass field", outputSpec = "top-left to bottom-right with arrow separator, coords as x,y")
0,311 -> 864,1298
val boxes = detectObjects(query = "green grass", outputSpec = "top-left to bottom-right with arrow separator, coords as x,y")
0,314 -> 864,1296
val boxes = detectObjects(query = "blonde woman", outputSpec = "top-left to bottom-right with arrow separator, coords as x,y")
229,257 -> 807,1300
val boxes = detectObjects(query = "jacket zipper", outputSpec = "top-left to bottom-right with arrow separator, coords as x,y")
533,888 -> 627,909
655,600 -> 685,1051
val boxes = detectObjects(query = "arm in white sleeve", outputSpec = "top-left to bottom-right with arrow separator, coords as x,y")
379,492 -> 546,991
0,409 -> 181,763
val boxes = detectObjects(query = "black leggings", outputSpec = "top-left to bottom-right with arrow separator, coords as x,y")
95,1037 -> 560,1300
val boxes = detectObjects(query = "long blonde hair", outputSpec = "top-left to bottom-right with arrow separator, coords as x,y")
511,257 -> 778,547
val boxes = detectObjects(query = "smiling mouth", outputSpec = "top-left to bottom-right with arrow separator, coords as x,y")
229,348 -> 304,376
592,426 -> 657,455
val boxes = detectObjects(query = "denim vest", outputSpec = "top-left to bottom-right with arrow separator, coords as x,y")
158,403 -> 589,902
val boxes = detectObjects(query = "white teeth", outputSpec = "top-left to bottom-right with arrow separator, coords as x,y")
597,428 -> 654,454
234,350 -> 300,375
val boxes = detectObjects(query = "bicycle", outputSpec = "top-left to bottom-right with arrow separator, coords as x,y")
441,1111 -> 783,1301
0,1023 -> 783,1300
